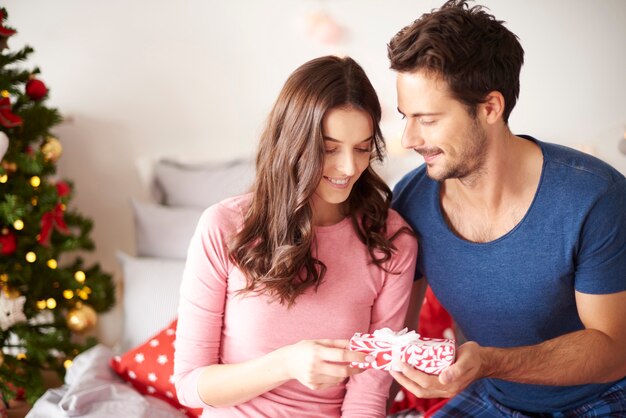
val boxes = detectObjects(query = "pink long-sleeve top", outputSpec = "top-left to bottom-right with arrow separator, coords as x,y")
173,194 -> 417,417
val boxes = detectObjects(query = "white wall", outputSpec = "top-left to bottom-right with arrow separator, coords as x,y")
4,0 -> 626,281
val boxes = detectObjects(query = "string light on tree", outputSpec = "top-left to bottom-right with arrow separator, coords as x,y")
47,259 -> 57,269
25,251 -> 36,262
30,175 -> 40,187
74,270 -> 86,283
13,219 -> 24,230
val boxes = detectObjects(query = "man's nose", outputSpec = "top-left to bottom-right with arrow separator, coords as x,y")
401,120 -> 424,149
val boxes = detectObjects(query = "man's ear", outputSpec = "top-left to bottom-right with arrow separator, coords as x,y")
480,91 -> 505,125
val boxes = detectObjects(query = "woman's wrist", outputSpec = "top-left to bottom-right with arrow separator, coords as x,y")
270,344 -> 294,382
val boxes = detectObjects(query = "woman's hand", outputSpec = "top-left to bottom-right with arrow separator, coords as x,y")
280,339 -> 368,390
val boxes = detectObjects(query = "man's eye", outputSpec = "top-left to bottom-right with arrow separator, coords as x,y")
420,119 -> 435,126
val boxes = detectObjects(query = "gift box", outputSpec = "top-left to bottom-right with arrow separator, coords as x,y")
348,328 -> 455,375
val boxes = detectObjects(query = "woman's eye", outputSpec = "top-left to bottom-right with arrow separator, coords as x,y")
355,147 -> 371,153
324,148 -> 337,154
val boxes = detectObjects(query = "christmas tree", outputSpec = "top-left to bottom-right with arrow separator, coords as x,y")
0,8 -> 115,404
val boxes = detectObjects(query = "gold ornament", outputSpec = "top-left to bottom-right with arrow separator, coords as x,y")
41,137 -> 63,162
1,161 -> 17,173
66,302 -> 97,333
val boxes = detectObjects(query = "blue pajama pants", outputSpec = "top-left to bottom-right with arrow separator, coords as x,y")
433,378 -> 626,417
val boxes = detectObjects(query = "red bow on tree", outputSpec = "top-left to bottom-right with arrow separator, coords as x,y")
0,97 -> 22,128
0,10 -> 16,38
38,203 -> 70,246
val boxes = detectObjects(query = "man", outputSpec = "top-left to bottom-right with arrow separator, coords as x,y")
388,0 -> 626,416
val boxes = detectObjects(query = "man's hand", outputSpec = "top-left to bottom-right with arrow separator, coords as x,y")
390,341 -> 484,398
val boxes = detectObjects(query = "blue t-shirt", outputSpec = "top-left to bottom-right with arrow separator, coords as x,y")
392,136 -> 626,412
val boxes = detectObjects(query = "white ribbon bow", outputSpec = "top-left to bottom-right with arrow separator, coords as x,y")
372,328 -> 422,371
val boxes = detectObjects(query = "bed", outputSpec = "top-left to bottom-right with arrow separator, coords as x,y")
24,154 -> 432,418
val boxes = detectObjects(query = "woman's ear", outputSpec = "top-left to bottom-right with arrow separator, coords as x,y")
480,91 -> 505,125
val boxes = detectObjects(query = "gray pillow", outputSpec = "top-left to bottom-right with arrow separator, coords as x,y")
116,252 -> 185,351
154,158 -> 255,208
131,199 -> 203,259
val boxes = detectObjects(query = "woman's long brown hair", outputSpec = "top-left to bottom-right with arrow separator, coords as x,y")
229,56 -> 408,307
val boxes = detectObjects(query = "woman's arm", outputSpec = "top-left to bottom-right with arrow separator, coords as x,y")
196,339 -> 365,407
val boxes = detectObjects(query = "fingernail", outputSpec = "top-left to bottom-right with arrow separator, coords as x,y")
365,355 -> 374,363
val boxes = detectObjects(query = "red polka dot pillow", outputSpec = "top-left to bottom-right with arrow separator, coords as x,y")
110,319 -> 203,418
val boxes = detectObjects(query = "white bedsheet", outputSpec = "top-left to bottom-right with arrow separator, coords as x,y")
27,345 -> 186,418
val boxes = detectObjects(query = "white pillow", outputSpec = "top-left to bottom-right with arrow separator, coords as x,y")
131,199 -> 203,259
154,158 -> 255,208
116,252 -> 185,351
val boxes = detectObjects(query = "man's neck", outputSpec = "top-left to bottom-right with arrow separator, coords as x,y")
445,131 -> 539,212
439,131 -> 543,243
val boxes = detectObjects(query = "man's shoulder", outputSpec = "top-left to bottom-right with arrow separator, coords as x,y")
539,139 -> 625,188
392,163 -> 434,201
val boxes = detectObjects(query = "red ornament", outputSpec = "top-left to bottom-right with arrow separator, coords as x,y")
0,97 -> 22,128
0,230 -> 17,256
25,79 -> 48,101
56,181 -> 71,197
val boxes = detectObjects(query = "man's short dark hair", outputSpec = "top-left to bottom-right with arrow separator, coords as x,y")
388,0 -> 524,123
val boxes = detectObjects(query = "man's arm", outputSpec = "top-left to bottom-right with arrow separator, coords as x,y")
392,290 -> 626,398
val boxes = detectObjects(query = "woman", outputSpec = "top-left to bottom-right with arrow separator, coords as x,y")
173,56 -> 417,417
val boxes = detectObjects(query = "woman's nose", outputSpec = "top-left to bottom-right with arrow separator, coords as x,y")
336,151 -> 356,176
